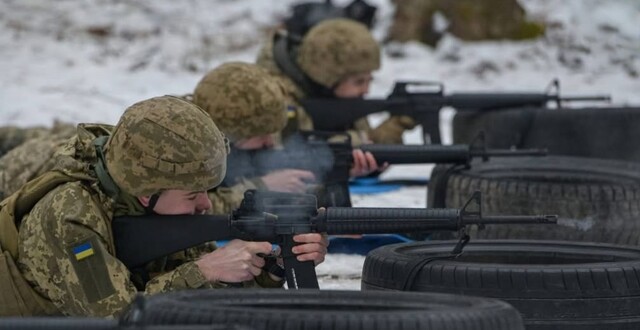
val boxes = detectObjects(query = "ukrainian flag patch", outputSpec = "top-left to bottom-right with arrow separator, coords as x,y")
73,242 -> 95,261
286,105 -> 297,118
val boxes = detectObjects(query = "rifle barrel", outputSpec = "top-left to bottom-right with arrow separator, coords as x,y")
466,215 -> 558,225
558,95 -> 611,102
479,148 -> 548,157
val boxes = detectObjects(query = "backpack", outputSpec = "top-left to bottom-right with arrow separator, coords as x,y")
0,171 -> 79,316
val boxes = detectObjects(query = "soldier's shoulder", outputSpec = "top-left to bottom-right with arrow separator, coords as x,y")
32,181 -> 105,220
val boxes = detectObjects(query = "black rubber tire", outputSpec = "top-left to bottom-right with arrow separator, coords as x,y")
453,107 -> 640,162
124,289 -> 526,330
453,107 -> 538,149
428,156 -> 640,245
362,240 -> 640,329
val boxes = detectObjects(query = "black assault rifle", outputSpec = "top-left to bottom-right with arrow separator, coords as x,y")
251,131 -> 546,207
301,80 -> 611,144
113,190 -> 557,289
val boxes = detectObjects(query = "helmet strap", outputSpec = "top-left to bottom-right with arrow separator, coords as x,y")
92,136 -> 121,200
273,32 -> 334,98
144,193 -> 161,214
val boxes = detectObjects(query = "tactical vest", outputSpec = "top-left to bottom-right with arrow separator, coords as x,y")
0,171 -> 84,315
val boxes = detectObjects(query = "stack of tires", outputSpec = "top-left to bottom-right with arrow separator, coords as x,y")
363,106 -> 640,329
453,107 -> 640,162
434,106 -> 640,244
428,155 -> 640,244
362,240 -> 640,329
119,289 -> 527,330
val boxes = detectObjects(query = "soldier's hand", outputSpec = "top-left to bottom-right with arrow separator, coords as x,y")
350,149 -> 388,177
261,169 -> 316,193
291,233 -> 329,265
195,239 -> 272,283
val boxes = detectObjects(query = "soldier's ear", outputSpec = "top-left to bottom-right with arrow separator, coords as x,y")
138,196 -> 151,207
138,192 -> 163,214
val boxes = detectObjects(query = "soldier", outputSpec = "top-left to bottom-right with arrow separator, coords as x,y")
256,18 -> 417,145
0,123 -> 76,199
4,96 -> 327,317
191,61 -> 309,211
192,61 -> 380,212
0,122 -> 75,158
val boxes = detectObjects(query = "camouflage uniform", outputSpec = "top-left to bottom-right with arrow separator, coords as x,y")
256,18 -> 417,145
0,124 -> 76,200
11,96 -> 281,317
0,122 -> 75,158
193,62 -> 289,213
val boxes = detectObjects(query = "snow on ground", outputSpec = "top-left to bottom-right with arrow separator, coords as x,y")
1,0 -> 638,290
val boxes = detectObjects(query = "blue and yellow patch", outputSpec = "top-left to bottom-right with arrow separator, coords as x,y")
72,242 -> 95,261
286,105 -> 297,118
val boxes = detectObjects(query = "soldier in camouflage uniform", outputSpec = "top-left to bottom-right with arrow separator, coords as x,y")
0,123 -> 76,200
192,61 -> 380,207
256,18 -> 417,145
5,96 -> 327,317
0,122 -> 75,158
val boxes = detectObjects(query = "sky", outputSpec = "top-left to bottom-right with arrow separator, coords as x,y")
1,0 -> 638,289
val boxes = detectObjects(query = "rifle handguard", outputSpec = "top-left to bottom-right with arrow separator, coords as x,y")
359,144 -> 470,164
317,207 -> 461,234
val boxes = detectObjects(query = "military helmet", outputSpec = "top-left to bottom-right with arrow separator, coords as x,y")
296,18 -> 381,88
193,62 -> 288,142
104,96 -> 228,197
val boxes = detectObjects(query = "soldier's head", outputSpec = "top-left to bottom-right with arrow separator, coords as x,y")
193,62 -> 287,150
296,18 -> 380,98
104,96 -> 228,214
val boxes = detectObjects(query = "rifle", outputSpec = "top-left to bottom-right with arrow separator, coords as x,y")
301,79 -> 611,144
113,190 -> 557,289
248,131 -> 546,207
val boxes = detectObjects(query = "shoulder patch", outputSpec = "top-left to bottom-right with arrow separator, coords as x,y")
72,242 -> 95,261
68,236 -> 115,303
286,105 -> 297,118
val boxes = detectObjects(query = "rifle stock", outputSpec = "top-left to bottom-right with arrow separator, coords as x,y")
113,190 -> 557,289
112,214 -> 233,271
